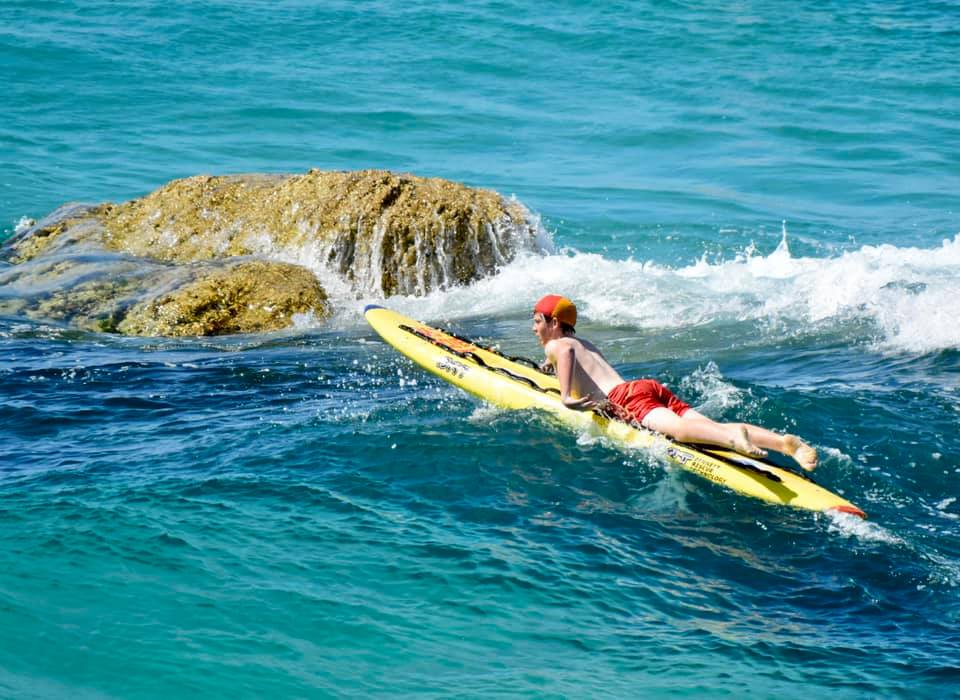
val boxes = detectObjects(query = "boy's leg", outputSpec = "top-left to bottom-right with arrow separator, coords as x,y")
679,410 -> 817,471
641,408 -> 766,457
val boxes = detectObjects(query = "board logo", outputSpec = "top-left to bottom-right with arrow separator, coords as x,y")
666,448 -> 722,483
436,357 -> 469,379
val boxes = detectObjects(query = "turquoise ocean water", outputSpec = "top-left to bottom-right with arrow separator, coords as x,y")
2,1 -> 960,697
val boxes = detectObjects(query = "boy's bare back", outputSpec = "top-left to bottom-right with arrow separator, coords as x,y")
544,335 -> 625,401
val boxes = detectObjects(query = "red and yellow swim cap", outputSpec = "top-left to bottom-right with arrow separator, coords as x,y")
534,294 -> 577,328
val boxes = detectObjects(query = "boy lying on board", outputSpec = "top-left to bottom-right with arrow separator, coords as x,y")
532,294 -> 818,471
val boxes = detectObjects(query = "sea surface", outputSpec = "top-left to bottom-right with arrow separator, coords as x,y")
2,1 -> 960,697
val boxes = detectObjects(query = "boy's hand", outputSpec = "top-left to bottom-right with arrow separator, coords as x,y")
564,397 -> 616,416
563,395 -> 598,411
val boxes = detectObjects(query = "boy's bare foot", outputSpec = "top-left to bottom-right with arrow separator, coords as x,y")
731,426 -> 767,459
783,434 -> 818,471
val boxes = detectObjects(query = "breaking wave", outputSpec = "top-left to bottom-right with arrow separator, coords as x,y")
344,228 -> 960,356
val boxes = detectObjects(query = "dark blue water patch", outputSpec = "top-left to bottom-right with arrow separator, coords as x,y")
716,341 -> 960,397
0,324 -> 956,697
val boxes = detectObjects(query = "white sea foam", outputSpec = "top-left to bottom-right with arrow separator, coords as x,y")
290,311 -> 325,329
820,446 -> 855,468
14,217 -> 35,235
936,496 -> 956,511
261,196 -> 549,299
467,404 -> 509,424
924,551 -> 960,588
325,230 -> 960,355
677,361 -> 746,414
825,510 -> 906,545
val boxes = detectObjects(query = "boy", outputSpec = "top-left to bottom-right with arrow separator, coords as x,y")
532,294 -> 818,471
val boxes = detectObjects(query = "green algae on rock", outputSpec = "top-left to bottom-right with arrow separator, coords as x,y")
117,260 -> 330,337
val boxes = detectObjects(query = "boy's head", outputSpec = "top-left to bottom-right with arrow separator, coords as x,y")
533,294 -> 577,333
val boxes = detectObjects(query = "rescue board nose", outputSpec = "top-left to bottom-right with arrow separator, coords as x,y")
829,504 -> 867,519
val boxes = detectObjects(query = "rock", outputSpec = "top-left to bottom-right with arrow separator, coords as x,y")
1,169 -> 544,336
117,260 -> 330,337
0,253 -> 155,332
6,169 -> 542,296
0,255 -> 330,337
2,204 -> 107,264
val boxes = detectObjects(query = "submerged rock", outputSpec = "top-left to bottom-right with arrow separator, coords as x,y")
3,204 -> 108,264
0,256 -> 330,336
0,253 -> 156,332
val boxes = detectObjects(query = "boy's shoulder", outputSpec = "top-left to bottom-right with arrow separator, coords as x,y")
545,335 -> 585,354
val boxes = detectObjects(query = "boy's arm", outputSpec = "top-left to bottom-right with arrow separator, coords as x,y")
542,343 -> 555,373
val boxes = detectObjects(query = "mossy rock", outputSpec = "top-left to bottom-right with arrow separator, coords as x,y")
100,169 -> 538,295
117,260 -> 330,337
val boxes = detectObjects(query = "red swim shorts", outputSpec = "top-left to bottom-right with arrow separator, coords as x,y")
606,379 -> 690,424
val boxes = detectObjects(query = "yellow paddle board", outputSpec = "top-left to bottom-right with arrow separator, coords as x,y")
364,305 -> 866,518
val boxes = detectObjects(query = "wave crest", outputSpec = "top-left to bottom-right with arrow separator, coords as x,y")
361,229 -> 960,355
